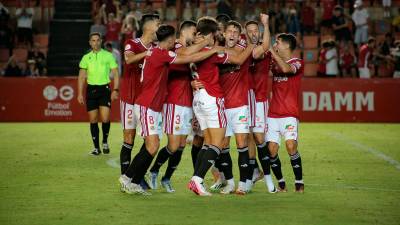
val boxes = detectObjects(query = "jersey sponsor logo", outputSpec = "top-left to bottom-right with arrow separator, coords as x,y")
168,51 -> 176,58
274,77 -> 288,82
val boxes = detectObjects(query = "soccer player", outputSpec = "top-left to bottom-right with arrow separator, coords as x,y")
120,24 -> 222,195
119,14 -> 159,177
245,19 -> 277,193
147,20 -> 212,193
266,33 -> 305,193
188,17 -> 255,196
77,32 -> 119,155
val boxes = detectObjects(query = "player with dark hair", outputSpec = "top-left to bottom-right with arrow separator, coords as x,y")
77,32 -> 119,155
147,20 -> 213,193
245,19 -> 277,193
119,24 -> 222,195
188,17 -> 255,196
118,14 -> 160,187
267,32 -> 305,193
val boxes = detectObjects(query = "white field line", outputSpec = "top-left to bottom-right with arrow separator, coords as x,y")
328,131 -> 400,171
308,183 -> 400,192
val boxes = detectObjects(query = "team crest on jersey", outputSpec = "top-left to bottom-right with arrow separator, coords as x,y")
285,124 -> 295,131
293,61 -> 302,70
168,51 -> 177,58
125,44 -> 131,51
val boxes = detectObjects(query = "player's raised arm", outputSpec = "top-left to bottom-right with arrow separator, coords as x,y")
226,43 -> 255,65
253,13 -> 270,59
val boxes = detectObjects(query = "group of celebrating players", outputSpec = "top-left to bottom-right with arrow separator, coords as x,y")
116,12 -> 304,196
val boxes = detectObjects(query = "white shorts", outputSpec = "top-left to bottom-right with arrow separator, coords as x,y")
359,67 -> 371,79
134,104 -> 162,137
252,100 -> 269,133
248,89 -> 256,127
354,26 -> 368,45
193,89 -> 227,130
191,115 -> 204,137
225,105 -> 250,137
163,103 -> 193,135
266,117 -> 299,145
120,100 -> 138,130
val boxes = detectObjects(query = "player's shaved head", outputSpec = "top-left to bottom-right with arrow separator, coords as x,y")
140,14 -> 160,30
156,25 -> 176,42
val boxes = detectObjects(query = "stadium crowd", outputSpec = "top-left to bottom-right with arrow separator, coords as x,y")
0,0 -> 399,77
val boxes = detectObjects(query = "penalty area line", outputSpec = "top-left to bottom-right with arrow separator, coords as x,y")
328,131 -> 400,171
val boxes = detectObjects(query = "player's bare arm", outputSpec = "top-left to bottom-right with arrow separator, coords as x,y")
173,46 -> 224,64
253,13 -> 270,59
110,68 -> 119,101
77,68 -> 87,105
124,51 -> 148,64
226,43 -> 255,65
270,47 -> 297,74
176,34 -> 213,55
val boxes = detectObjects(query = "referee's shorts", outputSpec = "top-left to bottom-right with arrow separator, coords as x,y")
86,84 -> 111,112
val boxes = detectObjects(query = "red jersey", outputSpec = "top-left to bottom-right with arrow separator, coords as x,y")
341,52 -> 355,69
269,57 -> 304,119
135,47 -> 177,112
194,47 -> 228,98
166,42 -> 193,107
250,51 -> 271,102
318,48 -> 327,74
219,46 -> 250,108
105,22 -> 122,42
120,38 -> 152,104
358,44 -> 371,68
322,0 -> 335,20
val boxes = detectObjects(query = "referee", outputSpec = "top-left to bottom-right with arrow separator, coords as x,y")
77,32 -> 120,155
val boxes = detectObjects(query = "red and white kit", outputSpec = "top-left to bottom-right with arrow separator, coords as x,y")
120,38 -> 152,130
250,51 -> 272,133
192,47 -> 228,130
219,45 -> 251,137
134,47 -> 177,137
163,42 -> 193,136
266,57 -> 304,145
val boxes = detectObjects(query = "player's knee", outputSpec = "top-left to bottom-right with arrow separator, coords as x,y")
268,142 -> 279,157
254,134 -> 265,145
123,131 -> 134,144
285,140 -> 297,154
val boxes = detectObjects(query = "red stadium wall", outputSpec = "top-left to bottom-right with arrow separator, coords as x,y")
0,77 -> 399,122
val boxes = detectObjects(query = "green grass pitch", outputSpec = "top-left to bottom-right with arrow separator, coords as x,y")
0,123 -> 399,225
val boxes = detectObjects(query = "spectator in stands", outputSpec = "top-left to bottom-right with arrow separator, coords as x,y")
104,0 -> 118,15
382,0 -> 391,18
217,0 -> 233,20
90,15 -> 107,39
126,0 -> 142,20
390,40 -> 400,78
392,8 -> 400,32
0,16 -> 14,56
16,0 -> 34,48
332,5 -> 352,45
379,32 -> 394,57
318,40 -> 330,77
28,45 -> 46,75
4,56 -> 22,77
269,2 -> 287,35
104,41 -> 121,76
320,0 -> 336,35
326,40 -> 339,77
339,43 -> 357,77
0,2 -> 10,23
358,37 -> 376,78
102,4 -> 122,49
286,5 -> 301,39
121,13 -> 138,42
352,0 -> 369,47
24,59 -> 39,76
301,0 -> 315,35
